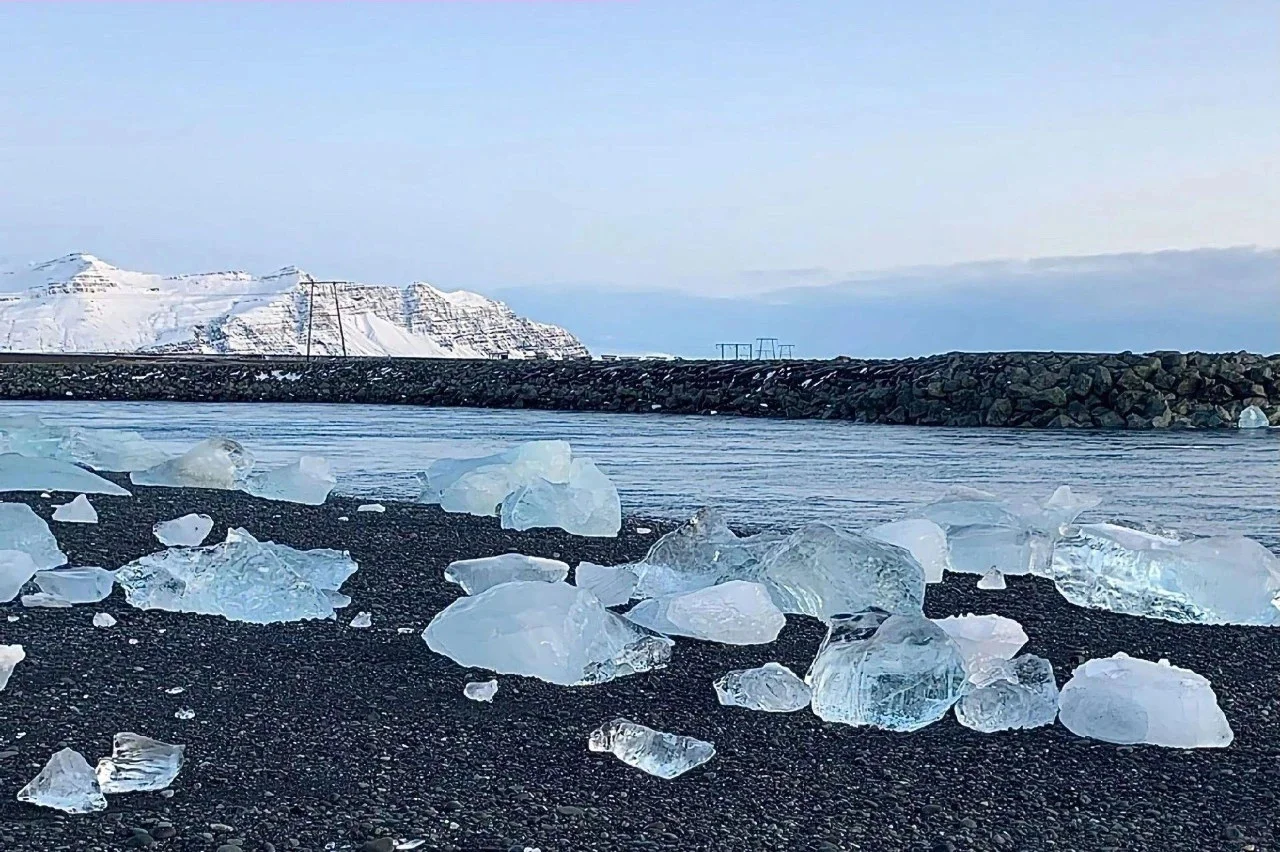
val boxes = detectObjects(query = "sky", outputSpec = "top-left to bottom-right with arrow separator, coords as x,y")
0,1 -> 1276,354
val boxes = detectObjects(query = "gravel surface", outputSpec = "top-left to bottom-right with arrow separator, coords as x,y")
0,483 -> 1277,852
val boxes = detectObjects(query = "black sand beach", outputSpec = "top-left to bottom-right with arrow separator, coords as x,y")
0,483 -> 1276,852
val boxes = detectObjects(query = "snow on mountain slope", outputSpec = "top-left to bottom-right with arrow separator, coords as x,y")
0,254 -> 588,358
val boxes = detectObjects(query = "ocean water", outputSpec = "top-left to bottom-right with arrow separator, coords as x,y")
4,400 -> 1276,543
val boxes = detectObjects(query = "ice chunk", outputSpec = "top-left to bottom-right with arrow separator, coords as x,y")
464,679 -> 498,702
806,610 -> 966,731
0,644 -> 25,690
92,612 -> 116,628
631,507 -> 783,599
444,553 -> 570,595
714,662 -> 811,712
0,549 -> 40,602
51,494 -> 97,524
0,454 -> 129,496
1238,404 -> 1269,429
95,732 -> 184,793
357,503 -> 386,513
115,528 -> 357,623
761,523 -> 926,620
174,708 -> 195,720
500,458 -> 622,537
16,748 -> 107,813
22,593 -> 72,608
955,654 -> 1059,732
61,427 -> 169,472
243,456 -> 336,505
624,580 -> 786,645
349,611 -> 372,628
588,718 -> 715,779
1058,653 -> 1232,747
423,581 -> 673,686
1051,523 -> 1280,625
977,569 -> 1006,590
35,566 -> 115,603
932,614 -> 1028,671
866,518 -> 950,583
574,561 -> 638,607
0,505 -> 66,571
130,437 -> 254,490
424,440 -> 573,516
153,513 -> 214,547
1038,485 -> 1102,534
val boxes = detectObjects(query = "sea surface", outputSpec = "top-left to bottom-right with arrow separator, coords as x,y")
4,400 -> 1277,542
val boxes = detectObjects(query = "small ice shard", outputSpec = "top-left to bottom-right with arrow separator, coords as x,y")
153,513 -> 214,547
500,458 -> 622,538
714,662 -> 811,712
1058,654 -> 1233,748
444,553 -> 570,595
977,569 -> 1006,590
422,440 -> 573,516
35,566 -> 115,603
92,612 -> 117,628
243,456 -> 336,505
807,610 -> 966,731
21,593 -> 72,608
0,454 -> 130,496
761,523 -> 926,620
629,507 -> 785,599
423,581 -> 673,686
326,590 -> 352,609
0,504 -> 67,570
588,718 -> 715,779
0,644 -> 25,690
174,708 -> 196,720
357,503 -> 386,513
932,614 -> 1028,671
164,686 -> 185,695
130,437 -> 254,490
464,679 -> 498,702
574,561 -> 638,607
95,732 -> 185,793
349,611 -> 372,628
624,580 -> 786,645
17,748 -> 107,813
1051,523 -> 1280,625
1238,404 -> 1269,429
865,518 -> 950,583
0,549 -> 41,602
51,494 -> 97,524
955,654 -> 1059,732
635,527 -> 653,534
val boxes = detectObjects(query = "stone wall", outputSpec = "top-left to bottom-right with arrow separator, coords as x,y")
0,351 -> 1276,429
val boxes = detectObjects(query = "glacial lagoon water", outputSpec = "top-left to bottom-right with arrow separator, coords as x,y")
3,401 -> 1276,545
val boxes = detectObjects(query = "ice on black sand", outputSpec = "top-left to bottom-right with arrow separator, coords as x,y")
17,748 -> 107,813
714,662 -> 810,713
588,718 -> 715,779
444,553 -> 569,595
96,732 -> 185,793
0,644 -> 25,690
153,513 -> 214,547
464,679 -> 498,702
51,494 -> 97,524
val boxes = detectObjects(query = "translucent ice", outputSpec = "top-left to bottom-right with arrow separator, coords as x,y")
574,561 -> 639,607
714,662 -> 811,712
92,612 -> 116,628
588,718 -> 715,779
35,567 -> 115,603
761,523 -> 926,621
243,456 -> 336,505
0,417 -> 167,472
1058,653 -> 1232,748
977,569 -> 1006,590
95,732 -> 185,793
866,519 -> 950,583
21,593 -> 72,608
0,505 -> 66,570
115,528 -> 357,623
806,610 -> 966,731
1051,523 -> 1280,625
349,611 -> 372,628
955,654 -> 1059,732
131,437 -> 254,490
932,614 -> 1028,671
1238,405 -> 1269,429
17,748 -> 107,813
0,644 -> 25,690
153,513 -> 214,547
0,454 -> 130,496
624,580 -> 786,645
357,503 -> 386,513
500,458 -> 622,538
0,549 -> 40,602
630,507 -> 783,599
423,440 -> 573,516
464,679 -> 498,702
444,553 -> 570,595
52,494 -> 97,524
423,581 -> 673,686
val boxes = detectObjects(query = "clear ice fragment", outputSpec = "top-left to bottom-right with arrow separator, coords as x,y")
464,679 -> 498,702
955,654 -> 1059,732
977,569 -> 1006,590
0,549 -> 41,602
35,566 -> 115,603
624,580 -> 786,645
357,503 -> 386,513
0,644 -> 25,690
95,732 -> 184,793
0,454 -> 130,496
243,456 -> 336,505
0,505 -> 66,570
51,494 -> 97,524
1238,405 -> 1269,429
588,718 -> 715,779
349,611 -> 372,628
714,662 -> 811,712
17,748 -> 106,813
574,561 -> 639,607
865,518 -> 950,583
92,612 -> 116,628
174,708 -> 196,720
444,553 -> 570,595
630,507 -> 783,599
499,458 -> 622,538
130,437 -> 254,490
932,613 -> 1028,671
21,593 -> 72,608
153,514 -> 214,547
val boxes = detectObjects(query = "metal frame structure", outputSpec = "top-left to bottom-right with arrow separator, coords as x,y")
303,276 -> 349,360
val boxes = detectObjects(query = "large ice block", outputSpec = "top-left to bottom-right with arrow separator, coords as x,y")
243,456 -> 336,505
52,494 -> 97,524
0,504 -> 66,570
153,513 -> 214,547
500,458 -> 622,538
806,610 -> 966,731
1051,523 -> 1280,625
130,437 -> 254,490
0,454 -> 130,496
954,654 -> 1059,732
34,566 -> 115,604
17,748 -> 107,814
0,417 -> 167,472
631,507 -> 782,599
1058,653 -> 1232,748
1238,405 -> 1269,429
714,662 -> 811,712
624,580 -> 786,645
444,553 -> 570,595
95,732 -> 184,793
588,718 -> 715,779
422,581 -> 673,686
932,613 -> 1028,671
574,561 -> 639,607
0,644 -> 25,691
866,518 -> 950,583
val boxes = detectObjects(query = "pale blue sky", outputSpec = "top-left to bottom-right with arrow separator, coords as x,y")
1,1 -> 1276,299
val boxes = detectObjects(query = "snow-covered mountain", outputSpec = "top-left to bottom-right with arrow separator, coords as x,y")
0,253 -> 589,359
